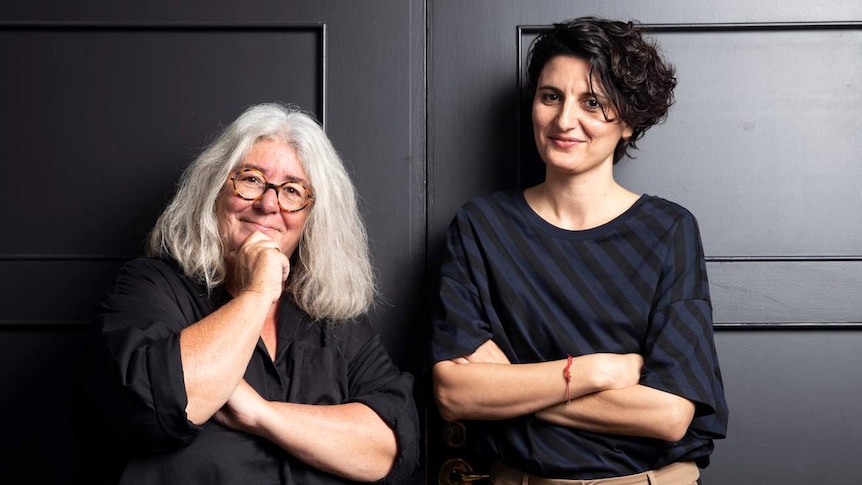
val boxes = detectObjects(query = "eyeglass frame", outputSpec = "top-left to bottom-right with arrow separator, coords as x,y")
229,167 -> 315,213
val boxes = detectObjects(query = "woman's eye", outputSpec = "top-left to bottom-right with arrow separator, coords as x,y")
543,93 -> 559,102
585,99 -> 602,110
281,184 -> 306,199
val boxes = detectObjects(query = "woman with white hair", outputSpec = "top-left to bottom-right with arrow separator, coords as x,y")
82,103 -> 419,484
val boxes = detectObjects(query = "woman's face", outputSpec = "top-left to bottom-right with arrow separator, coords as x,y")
216,139 -> 312,258
532,55 -> 633,177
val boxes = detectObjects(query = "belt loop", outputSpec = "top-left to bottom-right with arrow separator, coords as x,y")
646,470 -> 657,485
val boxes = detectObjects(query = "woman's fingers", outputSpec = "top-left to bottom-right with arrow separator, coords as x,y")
235,232 -> 289,300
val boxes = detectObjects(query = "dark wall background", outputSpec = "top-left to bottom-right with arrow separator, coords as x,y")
1,1 -> 861,484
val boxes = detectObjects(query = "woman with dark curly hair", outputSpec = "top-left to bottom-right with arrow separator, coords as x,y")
430,17 -> 727,484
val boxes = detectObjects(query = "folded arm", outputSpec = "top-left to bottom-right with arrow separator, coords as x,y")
215,380 -> 398,482
536,383 -> 696,442
432,339 -> 643,422
181,231 -> 289,424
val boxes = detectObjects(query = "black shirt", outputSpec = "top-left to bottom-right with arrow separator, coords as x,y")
80,258 -> 419,484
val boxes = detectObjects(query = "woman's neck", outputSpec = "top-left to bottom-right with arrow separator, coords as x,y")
524,173 -> 639,230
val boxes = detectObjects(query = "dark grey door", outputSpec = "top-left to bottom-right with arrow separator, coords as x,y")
428,1 -> 862,484
0,1 -> 425,483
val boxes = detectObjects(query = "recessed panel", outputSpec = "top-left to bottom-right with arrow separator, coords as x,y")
623,26 -> 862,258
708,259 -> 862,325
0,26 -> 322,256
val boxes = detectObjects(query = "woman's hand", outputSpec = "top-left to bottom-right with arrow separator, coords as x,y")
575,352 -> 643,391
181,231 -> 288,425
228,231 -> 291,302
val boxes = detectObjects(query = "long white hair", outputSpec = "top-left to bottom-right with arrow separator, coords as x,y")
148,103 -> 376,322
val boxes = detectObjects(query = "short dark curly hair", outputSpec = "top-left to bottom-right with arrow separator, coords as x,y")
525,17 -> 677,163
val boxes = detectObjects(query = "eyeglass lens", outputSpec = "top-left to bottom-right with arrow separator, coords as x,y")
233,169 -> 310,212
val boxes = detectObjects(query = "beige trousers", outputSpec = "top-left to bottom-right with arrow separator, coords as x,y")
490,461 -> 700,485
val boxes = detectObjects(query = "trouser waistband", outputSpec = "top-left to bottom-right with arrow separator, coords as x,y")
490,461 -> 699,485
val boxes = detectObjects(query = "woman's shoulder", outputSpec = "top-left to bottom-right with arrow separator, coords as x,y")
120,256 -> 178,272
630,195 -> 706,246
461,189 -> 521,209
113,257 -> 212,300
326,313 -> 377,341
117,257 -> 187,283
638,194 -> 700,225
453,189 -> 524,224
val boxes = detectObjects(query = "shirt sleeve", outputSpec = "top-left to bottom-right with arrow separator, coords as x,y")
639,211 -> 729,439
429,209 -> 495,364
337,319 -> 421,483
85,258 -> 202,452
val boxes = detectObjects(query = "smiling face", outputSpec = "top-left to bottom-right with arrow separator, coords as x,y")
532,55 -> 633,178
216,138 -> 312,258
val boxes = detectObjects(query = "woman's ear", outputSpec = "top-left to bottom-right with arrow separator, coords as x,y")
621,122 -> 635,140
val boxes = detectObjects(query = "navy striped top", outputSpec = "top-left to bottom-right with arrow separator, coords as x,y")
430,190 -> 728,479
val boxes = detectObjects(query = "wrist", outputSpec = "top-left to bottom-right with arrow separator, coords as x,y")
563,355 -> 573,405
237,285 -> 281,304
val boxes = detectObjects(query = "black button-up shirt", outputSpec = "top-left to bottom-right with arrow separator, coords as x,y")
80,258 -> 419,484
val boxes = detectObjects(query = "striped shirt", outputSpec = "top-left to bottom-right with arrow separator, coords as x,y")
430,190 -> 728,479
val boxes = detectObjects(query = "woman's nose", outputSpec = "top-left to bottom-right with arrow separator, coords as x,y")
555,102 -> 580,130
254,186 -> 281,212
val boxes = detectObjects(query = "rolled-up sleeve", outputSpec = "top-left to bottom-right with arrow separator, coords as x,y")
338,321 -> 420,483
87,258 -> 202,451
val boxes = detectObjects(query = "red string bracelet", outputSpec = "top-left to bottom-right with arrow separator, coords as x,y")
563,355 -> 573,405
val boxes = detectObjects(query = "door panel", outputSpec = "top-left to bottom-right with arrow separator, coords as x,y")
0,1 -> 425,483
429,1 -> 862,483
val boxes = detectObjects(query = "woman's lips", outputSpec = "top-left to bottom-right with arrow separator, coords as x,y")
550,135 -> 583,148
242,219 -> 279,232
